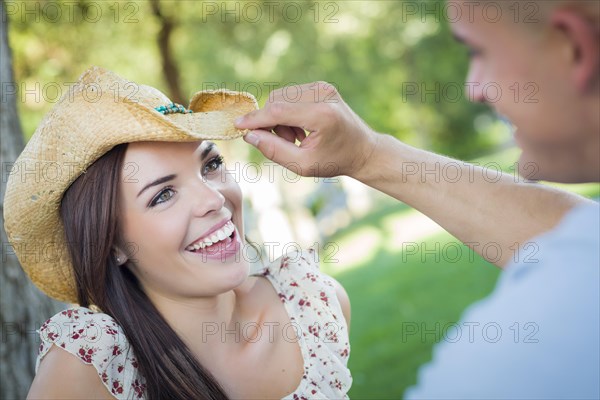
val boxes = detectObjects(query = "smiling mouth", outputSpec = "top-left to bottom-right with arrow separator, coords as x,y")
185,220 -> 235,252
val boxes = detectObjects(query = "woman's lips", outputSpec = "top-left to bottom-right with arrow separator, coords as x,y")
187,227 -> 241,261
185,217 -> 235,251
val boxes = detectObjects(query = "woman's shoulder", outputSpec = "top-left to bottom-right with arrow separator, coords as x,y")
37,307 -> 126,365
255,247 -> 348,326
254,247 -> 323,278
36,307 -> 146,399
39,307 -> 121,334
29,342 -> 115,399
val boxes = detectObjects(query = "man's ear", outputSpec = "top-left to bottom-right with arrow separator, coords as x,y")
112,247 -> 129,266
551,8 -> 600,93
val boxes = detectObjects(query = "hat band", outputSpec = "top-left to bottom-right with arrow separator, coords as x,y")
155,102 -> 193,115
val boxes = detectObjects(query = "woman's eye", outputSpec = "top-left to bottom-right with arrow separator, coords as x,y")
149,187 -> 175,207
203,155 -> 224,175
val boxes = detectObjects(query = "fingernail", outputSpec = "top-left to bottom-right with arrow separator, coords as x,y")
244,132 -> 259,146
235,116 -> 244,126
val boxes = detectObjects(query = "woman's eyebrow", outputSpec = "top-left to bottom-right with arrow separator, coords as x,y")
200,142 -> 216,160
137,174 -> 176,198
136,143 -> 216,198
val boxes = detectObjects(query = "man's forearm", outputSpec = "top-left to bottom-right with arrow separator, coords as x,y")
353,133 -> 589,267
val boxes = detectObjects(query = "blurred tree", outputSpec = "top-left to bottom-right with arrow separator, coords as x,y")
9,0 -> 503,158
150,0 -> 185,104
0,1 -> 64,397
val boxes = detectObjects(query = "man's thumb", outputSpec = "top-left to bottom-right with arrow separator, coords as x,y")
243,131 -> 261,147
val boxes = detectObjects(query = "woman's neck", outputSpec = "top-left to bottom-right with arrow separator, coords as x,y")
145,278 -> 259,353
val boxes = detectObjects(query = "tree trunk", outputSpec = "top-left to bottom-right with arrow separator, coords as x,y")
149,0 -> 186,105
1,1 -> 64,397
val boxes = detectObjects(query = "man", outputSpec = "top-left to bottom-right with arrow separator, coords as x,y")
235,1 -> 599,398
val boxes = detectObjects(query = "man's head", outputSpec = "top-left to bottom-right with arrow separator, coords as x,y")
449,0 -> 599,183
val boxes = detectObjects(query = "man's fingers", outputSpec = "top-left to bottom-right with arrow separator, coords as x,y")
267,82 -> 319,103
267,81 -> 339,104
235,102 -> 300,130
273,125 -> 297,143
235,102 -> 318,131
243,129 -> 304,167
293,127 -> 308,142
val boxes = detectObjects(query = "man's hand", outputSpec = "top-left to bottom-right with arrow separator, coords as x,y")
235,81 -> 378,178
235,81 -> 588,267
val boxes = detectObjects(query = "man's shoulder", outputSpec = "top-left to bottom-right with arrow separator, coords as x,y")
507,201 -> 599,277
544,201 -> 599,242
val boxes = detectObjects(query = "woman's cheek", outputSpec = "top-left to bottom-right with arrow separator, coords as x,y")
220,171 -> 244,234
133,212 -> 186,262
219,170 -> 243,207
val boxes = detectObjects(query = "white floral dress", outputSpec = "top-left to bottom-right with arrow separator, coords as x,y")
35,249 -> 352,399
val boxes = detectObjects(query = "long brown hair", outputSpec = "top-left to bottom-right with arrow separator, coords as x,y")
59,143 -> 229,399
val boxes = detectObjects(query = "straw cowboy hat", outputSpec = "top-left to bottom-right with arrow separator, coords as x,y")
3,66 -> 258,303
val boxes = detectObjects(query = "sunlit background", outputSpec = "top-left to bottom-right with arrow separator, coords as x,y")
8,0 -> 599,397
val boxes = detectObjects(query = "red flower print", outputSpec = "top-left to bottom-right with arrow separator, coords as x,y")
330,378 -> 343,390
106,327 -> 118,336
320,291 -> 329,306
308,324 -> 320,338
298,298 -> 311,308
133,379 -> 146,398
280,260 -> 289,271
326,329 -> 339,343
77,347 -> 94,363
112,380 -> 124,394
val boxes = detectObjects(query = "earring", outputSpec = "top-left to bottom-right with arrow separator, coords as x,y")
116,256 -> 121,264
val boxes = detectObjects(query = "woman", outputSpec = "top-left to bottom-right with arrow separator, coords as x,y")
3,67 -> 351,399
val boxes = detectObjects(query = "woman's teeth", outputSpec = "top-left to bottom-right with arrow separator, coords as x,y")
187,221 -> 235,251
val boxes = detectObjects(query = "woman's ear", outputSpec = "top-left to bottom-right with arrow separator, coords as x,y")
551,8 -> 600,93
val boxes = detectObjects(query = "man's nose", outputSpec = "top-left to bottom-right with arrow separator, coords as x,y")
465,64 -> 486,103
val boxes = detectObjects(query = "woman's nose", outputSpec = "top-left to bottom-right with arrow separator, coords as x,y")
191,181 -> 225,217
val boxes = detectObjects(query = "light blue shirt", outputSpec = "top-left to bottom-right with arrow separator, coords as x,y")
405,202 -> 600,399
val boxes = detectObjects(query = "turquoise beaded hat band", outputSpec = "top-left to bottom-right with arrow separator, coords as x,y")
155,102 -> 193,115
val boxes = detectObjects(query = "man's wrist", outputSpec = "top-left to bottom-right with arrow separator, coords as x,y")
349,130 -> 386,183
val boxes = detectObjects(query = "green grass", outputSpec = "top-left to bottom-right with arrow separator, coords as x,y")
322,223 -> 500,398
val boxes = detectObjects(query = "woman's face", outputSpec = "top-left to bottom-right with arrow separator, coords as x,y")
117,140 -> 248,300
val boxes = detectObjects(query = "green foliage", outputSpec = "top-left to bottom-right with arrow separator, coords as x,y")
10,0 -> 501,158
